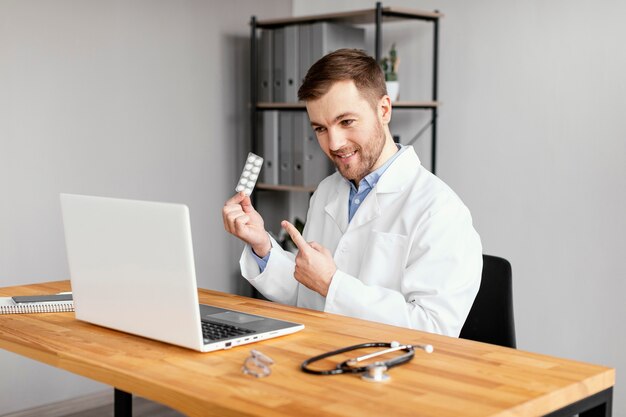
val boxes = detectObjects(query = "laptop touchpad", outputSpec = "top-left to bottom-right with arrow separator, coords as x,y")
208,311 -> 263,324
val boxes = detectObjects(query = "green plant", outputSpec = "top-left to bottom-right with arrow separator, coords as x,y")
381,43 -> 399,82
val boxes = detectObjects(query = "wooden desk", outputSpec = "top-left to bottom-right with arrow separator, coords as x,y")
0,281 -> 614,417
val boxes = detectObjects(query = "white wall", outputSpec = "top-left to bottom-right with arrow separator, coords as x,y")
0,0 -> 290,414
294,0 -> 626,414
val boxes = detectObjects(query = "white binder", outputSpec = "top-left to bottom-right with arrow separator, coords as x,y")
259,29 -> 273,102
292,113 -> 332,187
298,24 -> 312,92
311,22 -> 365,63
279,112 -> 293,185
283,25 -> 299,103
260,111 -> 279,185
272,28 -> 285,102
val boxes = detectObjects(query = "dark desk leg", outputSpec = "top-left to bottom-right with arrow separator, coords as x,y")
114,388 -> 132,417
579,389 -> 613,417
543,387 -> 613,417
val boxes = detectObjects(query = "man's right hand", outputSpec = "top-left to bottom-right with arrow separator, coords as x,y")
222,192 -> 271,257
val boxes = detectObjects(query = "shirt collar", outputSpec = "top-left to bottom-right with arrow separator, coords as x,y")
346,144 -> 407,192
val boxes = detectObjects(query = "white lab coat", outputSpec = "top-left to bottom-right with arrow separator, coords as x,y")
240,146 -> 482,337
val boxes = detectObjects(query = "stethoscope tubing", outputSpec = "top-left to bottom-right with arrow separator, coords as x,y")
301,342 -> 416,375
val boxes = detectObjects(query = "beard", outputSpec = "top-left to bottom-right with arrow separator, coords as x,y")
332,120 -> 387,183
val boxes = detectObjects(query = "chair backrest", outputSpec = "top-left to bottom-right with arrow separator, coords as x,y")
459,255 -> 516,348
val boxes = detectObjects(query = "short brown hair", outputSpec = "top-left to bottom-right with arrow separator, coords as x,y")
297,48 -> 387,109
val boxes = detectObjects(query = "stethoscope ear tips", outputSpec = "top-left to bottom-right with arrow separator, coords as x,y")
361,362 -> 391,382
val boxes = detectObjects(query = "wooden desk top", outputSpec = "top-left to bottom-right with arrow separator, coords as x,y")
0,281 -> 615,417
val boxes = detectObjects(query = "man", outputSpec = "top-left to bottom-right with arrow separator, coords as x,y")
223,49 -> 482,337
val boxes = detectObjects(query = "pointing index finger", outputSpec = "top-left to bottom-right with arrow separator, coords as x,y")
281,220 -> 309,251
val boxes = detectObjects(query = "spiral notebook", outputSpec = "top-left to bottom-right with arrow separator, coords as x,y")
0,294 -> 74,315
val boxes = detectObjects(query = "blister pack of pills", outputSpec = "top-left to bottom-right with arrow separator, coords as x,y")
235,152 -> 263,196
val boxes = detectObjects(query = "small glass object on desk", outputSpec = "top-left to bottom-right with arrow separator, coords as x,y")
242,349 -> 274,378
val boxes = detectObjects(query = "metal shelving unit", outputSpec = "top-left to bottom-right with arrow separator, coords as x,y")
250,2 -> 442,177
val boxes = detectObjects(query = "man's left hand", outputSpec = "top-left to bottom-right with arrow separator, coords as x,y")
281,220 -> 336,297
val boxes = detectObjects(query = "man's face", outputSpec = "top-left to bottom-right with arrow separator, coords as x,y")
306,80 -> 387,184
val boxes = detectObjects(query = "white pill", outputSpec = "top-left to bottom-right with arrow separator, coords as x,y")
253,159 -> 262,167
239,178 -> 247,184
252,166 -> 260,174
245,163 -> 252,170
249,174 -> 258,181
247,156 -> 255,163
235,185 -> 244,192
242,171 -> 250,178
244,187 -> 253,195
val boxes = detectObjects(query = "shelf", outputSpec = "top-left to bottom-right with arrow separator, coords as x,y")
256,102 -> 308,110
256,7 -> 443,28
393,101 -> 440,109
256,183 -> 317,193
257,101 -> 439,110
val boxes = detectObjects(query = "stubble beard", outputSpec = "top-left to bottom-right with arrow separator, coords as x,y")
334,121 -> 387,183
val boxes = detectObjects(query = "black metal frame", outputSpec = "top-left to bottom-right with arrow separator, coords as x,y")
114,388 -> 132,417
543,387 -> 613,417
250,15 -> 259,157
250,2 -> 441,174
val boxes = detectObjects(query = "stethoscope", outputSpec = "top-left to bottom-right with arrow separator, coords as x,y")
301,341 -> 434,382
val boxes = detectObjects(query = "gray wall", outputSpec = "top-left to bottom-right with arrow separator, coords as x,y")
0,0 -> 290,413
294,0 -> 626,413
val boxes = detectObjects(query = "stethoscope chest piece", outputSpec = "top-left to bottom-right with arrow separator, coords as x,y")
361,362 -> 390,383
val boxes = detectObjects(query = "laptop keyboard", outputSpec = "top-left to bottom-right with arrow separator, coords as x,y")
201,320 -> 255,343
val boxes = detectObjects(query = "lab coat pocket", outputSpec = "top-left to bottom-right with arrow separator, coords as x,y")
360,231 -> 408,289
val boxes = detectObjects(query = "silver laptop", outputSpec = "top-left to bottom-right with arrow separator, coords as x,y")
60,193 -> 303,352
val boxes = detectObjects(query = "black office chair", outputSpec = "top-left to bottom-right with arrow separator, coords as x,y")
459,255 -> 516,348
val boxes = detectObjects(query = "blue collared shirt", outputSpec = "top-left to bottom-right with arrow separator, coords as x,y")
346,144 -> 406,222
253,144 -> 407,270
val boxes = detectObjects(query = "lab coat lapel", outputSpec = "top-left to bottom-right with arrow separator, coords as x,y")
376,146 -> 420,194
324,179 -> 350,234
325,147 -> 420,233
349,191 -> 381,230
349,147 -> 420,231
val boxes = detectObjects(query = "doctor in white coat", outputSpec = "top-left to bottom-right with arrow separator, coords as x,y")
223,49 -> 482,337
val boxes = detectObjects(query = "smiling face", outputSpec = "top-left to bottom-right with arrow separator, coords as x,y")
306,80 -> 396,184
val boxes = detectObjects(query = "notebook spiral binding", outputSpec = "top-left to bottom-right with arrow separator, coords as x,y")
0,302 -> 74,315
